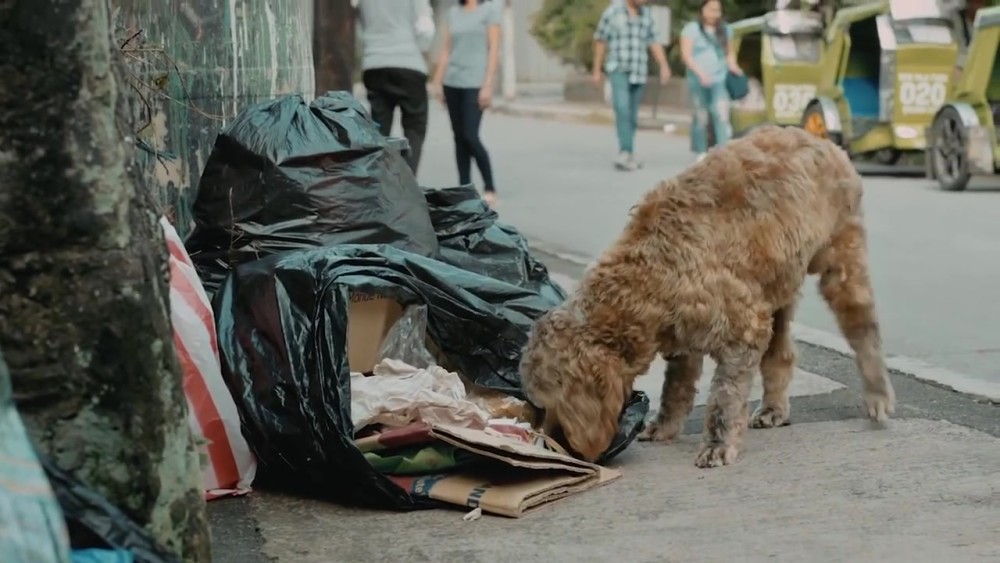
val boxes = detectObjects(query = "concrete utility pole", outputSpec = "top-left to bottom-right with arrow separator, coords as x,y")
502,0 -> 517,100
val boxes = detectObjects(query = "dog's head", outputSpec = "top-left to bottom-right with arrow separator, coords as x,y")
519,306 -> 629,463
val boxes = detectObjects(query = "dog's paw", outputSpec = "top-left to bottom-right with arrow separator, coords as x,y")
637,419 -> 682,443
694,443 -> 739,468
863,387 -> 895,424
750,405 -> 790,429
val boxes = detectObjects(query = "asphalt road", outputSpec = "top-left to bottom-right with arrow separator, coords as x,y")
416,103 -> 1000,394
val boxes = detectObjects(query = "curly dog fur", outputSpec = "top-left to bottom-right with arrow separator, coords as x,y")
519,125 -> 895,468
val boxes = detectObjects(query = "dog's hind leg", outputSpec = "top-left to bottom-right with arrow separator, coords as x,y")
813,217 -> 895,422
638,353 -> 704,443
751,301 -> 798,429
695,344 -> 761,468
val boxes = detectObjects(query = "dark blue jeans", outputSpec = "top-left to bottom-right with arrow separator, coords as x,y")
443,85 -> 496,192
608,71 -> 646,154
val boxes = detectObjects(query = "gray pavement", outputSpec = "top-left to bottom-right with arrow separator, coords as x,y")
205,102 -> 1000,562
239,419 -> 1000,563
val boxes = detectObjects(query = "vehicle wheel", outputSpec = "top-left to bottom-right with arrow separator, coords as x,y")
801,101 -> 843,147
873,148 -> 902,166
931,107 -> 971,192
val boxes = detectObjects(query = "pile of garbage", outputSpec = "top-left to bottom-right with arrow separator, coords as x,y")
5,90 -> 651,560
182,91 -> 650,515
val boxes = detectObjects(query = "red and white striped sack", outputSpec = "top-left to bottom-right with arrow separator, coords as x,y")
161,217 -> 257,501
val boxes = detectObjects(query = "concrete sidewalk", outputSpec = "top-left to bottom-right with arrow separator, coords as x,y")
352,83 -> 691,133
350,81 -> 691,133
492,97 -> 691,133
237,418 -> 1000,563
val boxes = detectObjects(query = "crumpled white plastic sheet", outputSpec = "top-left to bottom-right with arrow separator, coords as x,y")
350,358 -> 492,432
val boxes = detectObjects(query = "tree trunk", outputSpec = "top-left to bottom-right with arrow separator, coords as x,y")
0,1 -> 211,561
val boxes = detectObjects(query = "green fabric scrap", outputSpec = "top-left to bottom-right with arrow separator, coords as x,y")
365,443 -> 480,475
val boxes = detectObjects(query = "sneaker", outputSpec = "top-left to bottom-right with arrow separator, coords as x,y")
695,153 -> 707,163
628,154 -> 644,169
614,152 -> 629,170
615,152 -> 637,171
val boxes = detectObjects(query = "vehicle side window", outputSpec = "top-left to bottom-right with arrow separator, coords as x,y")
770,34 -> 822,63
893,20 -> 954,45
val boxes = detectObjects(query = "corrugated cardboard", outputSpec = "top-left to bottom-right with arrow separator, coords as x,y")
347,293 -> 403,374
382,423 -> 622,518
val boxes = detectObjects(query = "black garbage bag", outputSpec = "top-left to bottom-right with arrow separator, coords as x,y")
214,244 -> 649,509
422,185 -> 566,305
184,90 -> 439,294
41,457 -> 180,563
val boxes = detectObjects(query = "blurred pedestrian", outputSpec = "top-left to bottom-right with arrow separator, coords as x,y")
356,0 -> 436,174
592,0 -> 671,172
431,0 -> 502,208
956,0 -> 988,79
680,0 -> 742,163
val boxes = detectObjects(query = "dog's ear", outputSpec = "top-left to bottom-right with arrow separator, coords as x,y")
529,308 -> 572,342
555,353 -> 627,463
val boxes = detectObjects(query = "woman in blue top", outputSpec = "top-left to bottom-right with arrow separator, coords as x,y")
432,0 -> 502,208
680,0 -> 743,162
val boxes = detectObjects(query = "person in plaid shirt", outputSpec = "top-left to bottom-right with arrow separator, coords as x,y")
593,0 -> 670,171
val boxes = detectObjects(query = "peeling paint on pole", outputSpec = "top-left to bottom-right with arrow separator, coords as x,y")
111,0 -> 316,238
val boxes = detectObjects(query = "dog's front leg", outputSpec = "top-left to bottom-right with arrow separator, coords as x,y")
695,346 -> 760,468
751,301 -> 798,429
816,216 -> 895,422
638,353 -> 704,443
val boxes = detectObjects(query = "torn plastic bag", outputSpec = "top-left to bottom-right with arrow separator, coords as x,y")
41,457 -> 180,563
183,91 -> 439,294
213,244 -> 649,509
375,304 -> 640,463
376,304 -> 438,370
0,350 -> 72,563
377,304 -> 542,428
423,185 -> 566,304
600,391 -> 649,464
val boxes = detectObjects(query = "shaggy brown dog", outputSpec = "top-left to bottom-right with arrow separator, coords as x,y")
519,125 -> 895,468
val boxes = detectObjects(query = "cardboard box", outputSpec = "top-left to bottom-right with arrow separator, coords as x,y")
357,423 -> 621,518
347,293 -> 403,374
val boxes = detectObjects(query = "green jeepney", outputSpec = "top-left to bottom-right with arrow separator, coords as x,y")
801,0 -> 959,164
926,5 -> 1000,190
731,8 -> 826,136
